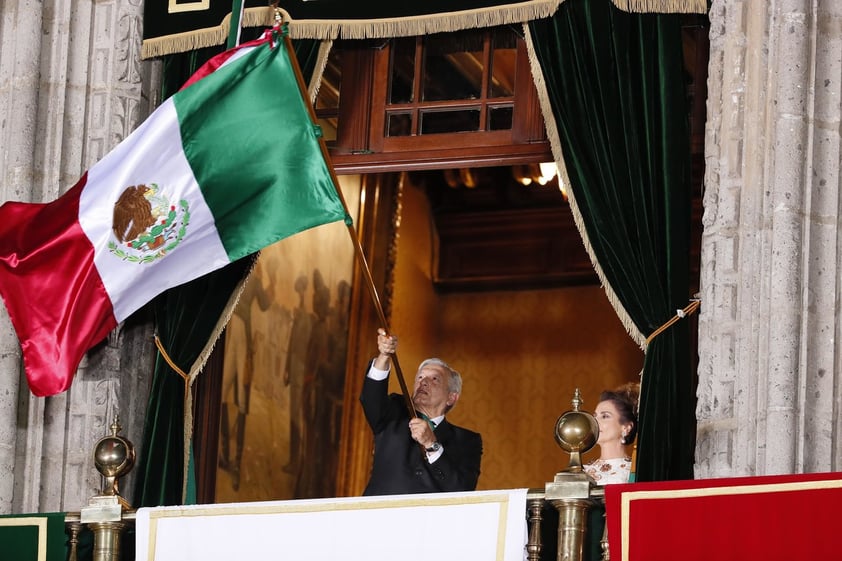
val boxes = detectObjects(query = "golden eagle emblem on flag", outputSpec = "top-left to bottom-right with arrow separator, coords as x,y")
108,183 -> 190,263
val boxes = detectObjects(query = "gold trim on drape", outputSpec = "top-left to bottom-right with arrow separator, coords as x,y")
523,23 -> 647,348
280,2 -> 561,40
142,0 -> 706,59
141,8 -> 272,59
308,40 -> 334,104
179,259 -> 256,502
612,0 -> 707,13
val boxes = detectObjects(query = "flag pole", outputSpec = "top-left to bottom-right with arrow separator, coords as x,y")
181,0 -> 245,502
273,10 -> 418,419
227,0 -> 245,49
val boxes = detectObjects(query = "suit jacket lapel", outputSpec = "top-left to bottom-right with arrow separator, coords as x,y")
435,419 -> 454,443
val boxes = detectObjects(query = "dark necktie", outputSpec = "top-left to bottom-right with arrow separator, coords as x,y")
418,412 -> 437,431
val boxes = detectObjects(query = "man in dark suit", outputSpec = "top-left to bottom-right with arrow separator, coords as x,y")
360,328 -> 483,496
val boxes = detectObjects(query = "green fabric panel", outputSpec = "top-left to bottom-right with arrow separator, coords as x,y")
528,0 -> 694,481
0,513 -> 67,561
133,39 -> 324,509
173,38 -> 347,261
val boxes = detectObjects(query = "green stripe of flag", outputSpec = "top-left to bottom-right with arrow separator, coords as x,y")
173,39 -> 347,261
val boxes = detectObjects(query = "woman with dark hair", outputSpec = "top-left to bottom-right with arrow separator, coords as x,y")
584,383 -> 640,485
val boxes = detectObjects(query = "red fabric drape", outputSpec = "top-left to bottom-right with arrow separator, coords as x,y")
605,472 -> 842,560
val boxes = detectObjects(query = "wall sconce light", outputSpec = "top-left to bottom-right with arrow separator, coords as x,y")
537,162 -> 558,185
444,168 -> 478,188
512,162 -> 561,190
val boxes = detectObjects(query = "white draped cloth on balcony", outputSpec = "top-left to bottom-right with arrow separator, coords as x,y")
135,489 -> 528,561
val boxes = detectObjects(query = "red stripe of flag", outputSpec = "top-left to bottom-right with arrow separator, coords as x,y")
0,173 -> 117,396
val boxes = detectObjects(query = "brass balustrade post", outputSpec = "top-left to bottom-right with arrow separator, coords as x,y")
545,472 -> 594,561
65,515 -> 82,561
551,497 -> 591,561
526,489 -> 546,561
539,389 -> 601,561
88,520 -> 126,561
76,418 -> 136,561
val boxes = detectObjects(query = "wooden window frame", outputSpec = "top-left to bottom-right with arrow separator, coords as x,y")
327,29 -> 552,174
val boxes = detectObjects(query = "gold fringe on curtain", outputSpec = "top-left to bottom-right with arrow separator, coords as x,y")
308,40 -> 334,104
284,1 -> 561,40
523,24 -> 647,349
172,257 -> 259,503
611,0 -> 707,13
141,7 -> 274,59
142,2 -> 561,59
142,0 -> 707,59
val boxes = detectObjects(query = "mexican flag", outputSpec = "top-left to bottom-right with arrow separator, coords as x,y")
0,30 -> 349,397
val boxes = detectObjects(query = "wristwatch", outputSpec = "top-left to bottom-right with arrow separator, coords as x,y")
425,442 -> 441,453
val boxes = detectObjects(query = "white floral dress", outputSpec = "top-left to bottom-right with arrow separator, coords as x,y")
584,457 -> 632,485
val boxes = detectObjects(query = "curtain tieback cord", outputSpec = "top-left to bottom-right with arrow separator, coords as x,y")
645,297 -> 701,347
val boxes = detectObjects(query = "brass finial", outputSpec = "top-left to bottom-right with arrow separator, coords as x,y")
93,418 -> 136,503
554,389 -> 599,472
571,388 -> 583,411
110,417 -> 122,437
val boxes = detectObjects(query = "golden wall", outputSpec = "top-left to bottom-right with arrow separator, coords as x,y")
388,182 -> 643,491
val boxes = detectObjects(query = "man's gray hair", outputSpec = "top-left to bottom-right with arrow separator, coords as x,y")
418,358 -> 462,394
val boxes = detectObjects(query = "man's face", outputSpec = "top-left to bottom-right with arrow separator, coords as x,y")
412,365 -> 456,416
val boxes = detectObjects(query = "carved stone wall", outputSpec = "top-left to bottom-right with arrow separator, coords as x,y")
697,0 -> 842,477
3,0 -> 841,514
0,0 -> 159,514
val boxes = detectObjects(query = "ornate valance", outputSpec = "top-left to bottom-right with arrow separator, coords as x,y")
141,0 -> 707,59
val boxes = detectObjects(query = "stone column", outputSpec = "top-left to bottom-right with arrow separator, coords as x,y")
697,0 -> 842,477
0,2 -> 47,516
0,0 -> 158,514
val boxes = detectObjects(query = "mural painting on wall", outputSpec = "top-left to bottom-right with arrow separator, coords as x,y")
215,201 -> 356,503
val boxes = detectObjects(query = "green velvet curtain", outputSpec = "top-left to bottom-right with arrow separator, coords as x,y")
133,255 -> 255,507
528,1 -> 695,481
132,37 -> 325,507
